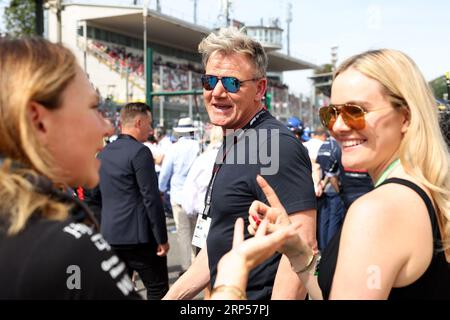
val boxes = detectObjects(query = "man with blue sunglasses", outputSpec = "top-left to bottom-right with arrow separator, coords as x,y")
164,27 -> 317,300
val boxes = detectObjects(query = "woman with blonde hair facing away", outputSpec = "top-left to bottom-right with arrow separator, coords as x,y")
210,49 -> 450,300
0,37 -> 140,299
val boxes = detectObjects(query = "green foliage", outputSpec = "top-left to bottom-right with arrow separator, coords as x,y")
429,75 -> 449,100
4,0 -> 36,37
314,63 -> 333,75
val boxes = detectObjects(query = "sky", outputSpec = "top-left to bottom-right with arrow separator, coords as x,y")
1,0 -> 449,97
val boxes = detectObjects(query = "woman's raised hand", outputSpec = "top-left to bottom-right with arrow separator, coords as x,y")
248,175 -> 292,235
248,175 -> 307,258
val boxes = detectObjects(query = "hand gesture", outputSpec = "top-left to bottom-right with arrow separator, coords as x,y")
248,175 -> 307,258
248,175 -> 291,234
215,217 -> 300,290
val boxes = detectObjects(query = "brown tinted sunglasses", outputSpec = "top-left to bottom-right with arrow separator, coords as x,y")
319,104 -> 392,130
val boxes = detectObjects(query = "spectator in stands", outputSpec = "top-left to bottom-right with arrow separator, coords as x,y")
0,37 -> 140,299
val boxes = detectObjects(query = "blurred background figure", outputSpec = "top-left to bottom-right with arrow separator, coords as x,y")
315,136 -> 345,251
155,125 -> 175,218
159,117 -> 200,276
285,116 -> 305,142
339,167 -> 374,211
303,127 -> 327,162
181,125 -> 223,220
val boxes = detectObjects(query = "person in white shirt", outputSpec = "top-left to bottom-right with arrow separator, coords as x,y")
156,125 -> 173,157
154,125 -> 174,217
181,126 -> 223,217
303,127 -> 328,196
159,118 -> 200,275
143,135 -> 163,174
303,127 -> 328,161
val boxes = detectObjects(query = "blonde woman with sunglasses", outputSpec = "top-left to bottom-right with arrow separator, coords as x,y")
210,49 -> 450,300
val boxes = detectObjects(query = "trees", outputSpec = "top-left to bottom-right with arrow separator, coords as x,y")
3,0 -> 36,36
429,75 -> 448,101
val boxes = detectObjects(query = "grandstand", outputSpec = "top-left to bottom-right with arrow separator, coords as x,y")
46,2 -> 317,128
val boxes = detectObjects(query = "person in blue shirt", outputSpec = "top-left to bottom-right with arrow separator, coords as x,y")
315,137 -> 345,251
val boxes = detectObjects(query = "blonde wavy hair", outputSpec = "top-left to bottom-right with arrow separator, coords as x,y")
335,49 -> 450,254
198,27 -> 268,78
0,38 -> 77,235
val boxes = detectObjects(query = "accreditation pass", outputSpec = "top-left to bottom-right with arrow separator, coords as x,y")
192,214 -> 211,249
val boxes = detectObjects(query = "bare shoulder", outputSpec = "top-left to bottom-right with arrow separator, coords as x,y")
344,177 -> 434,253
346,179 -> 432,228
344,185 -> 404,234
330,178 -> 434,298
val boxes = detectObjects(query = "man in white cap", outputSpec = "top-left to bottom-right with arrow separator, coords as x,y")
159,117 -> 200,275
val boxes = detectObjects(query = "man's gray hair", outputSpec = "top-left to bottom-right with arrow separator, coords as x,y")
198,27 -> 268,78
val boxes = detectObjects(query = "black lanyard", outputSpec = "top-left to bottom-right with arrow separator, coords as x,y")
202,108 -> 269,218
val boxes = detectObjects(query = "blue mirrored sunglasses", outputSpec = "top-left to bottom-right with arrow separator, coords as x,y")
201,74 -> 260,93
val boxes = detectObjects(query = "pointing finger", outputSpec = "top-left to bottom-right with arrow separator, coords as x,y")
232,218 -> 244,248
256,175 -> 284,210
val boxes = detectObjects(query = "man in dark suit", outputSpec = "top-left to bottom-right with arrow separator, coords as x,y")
98,102 -> 169,300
